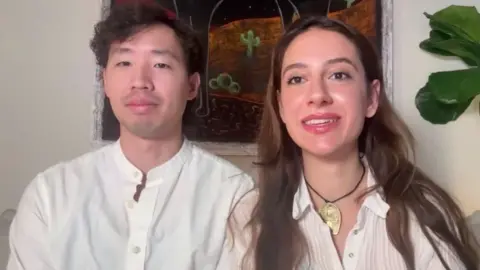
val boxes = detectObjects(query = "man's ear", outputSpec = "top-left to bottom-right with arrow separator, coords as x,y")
366,79 -> 380,118
101,68 -> 109,97
187,72 -> 200,100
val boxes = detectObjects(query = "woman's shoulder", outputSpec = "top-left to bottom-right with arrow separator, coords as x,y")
406,209 -> 468,269
221,189 -> 259,269
225,189 -> 260,249
228,189 -> 259,235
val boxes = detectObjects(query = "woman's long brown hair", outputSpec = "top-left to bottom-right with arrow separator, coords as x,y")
246,16 -> 479,270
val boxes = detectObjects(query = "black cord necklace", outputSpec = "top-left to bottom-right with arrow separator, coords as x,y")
304,162 -> 366,235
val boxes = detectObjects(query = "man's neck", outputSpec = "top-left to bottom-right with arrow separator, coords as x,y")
119,131 -> 184,173
302,147 -> 365,201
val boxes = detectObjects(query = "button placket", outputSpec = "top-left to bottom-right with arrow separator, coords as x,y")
126,185 -> 160,268
123,174 -> 153,270
341,226 -> 364,270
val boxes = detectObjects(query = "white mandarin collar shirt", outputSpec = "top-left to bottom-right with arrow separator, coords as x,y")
7,139 -> 254,270
219,162 -> 465,270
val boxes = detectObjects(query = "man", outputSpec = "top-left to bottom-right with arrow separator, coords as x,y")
7,3 -> 254,270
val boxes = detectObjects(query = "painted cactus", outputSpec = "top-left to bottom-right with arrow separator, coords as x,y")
208,73 -> 241,94
345,0 -> 355,8
240,30 -> 261,57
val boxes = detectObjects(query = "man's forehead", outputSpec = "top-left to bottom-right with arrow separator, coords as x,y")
109,40 -> 183,61
113,25 -> 181,50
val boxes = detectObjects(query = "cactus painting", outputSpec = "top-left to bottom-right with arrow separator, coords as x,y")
240,30 -> 261,58
98,0 -> 384,144
209,73 -> 241,94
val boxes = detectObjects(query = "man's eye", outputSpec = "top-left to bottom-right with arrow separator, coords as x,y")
154,63 -> 170,68
116,61 -> 130,66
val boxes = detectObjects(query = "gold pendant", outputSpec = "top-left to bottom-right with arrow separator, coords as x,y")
318,202 -> 341,235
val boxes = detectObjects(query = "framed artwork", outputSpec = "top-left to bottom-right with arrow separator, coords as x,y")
92,0 -> 393,155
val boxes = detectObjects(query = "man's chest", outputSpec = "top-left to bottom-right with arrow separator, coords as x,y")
47,185 -> 228,270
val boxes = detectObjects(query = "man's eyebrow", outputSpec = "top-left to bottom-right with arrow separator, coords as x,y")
111,47 -> 181,61
111,47 -> 131,54
151,49 -> 181,61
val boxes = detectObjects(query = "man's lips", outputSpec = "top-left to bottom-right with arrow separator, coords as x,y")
126,102 -> 156,106
125,100 -> 158,114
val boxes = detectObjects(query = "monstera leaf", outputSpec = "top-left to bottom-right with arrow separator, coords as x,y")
415,5 -> 480,124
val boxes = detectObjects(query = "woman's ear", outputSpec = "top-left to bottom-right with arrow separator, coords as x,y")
277,90 -> 286,122
366,79 -> 380,118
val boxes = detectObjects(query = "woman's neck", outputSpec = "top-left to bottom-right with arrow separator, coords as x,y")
302,150 -> 365,202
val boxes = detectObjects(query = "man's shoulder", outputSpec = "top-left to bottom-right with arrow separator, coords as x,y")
189,143 -> 253,179
16,144 -> 116,218
34,144 -> 114,187
186,143 -> 256,196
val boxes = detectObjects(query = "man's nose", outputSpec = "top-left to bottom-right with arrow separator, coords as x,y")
131,65 -> 153,91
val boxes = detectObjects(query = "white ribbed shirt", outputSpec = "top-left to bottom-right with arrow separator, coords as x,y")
7,139 -> 254,270
218,165 -> 466,270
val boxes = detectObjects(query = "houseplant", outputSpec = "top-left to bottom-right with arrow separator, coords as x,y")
415,5 -> 480,124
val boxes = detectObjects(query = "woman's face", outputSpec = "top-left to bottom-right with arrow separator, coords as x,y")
278,28 -> 380,159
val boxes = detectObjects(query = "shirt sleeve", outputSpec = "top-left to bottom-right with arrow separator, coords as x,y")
424,251 -> 466,270
7,174 -> 54,270
422,235 -> 468,270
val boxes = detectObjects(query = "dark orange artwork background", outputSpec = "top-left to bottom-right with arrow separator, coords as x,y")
101,0 -> 382,143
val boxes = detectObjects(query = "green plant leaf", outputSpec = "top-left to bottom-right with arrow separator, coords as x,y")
426,5 -> 480,43
419,30 -> 457,56
427,67 -> 480,103
415,85 -> 474,124
419,32 -> 480,66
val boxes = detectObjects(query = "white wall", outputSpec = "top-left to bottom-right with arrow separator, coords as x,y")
0,0 -> 103,211
393,0 -> 480,215
0,0 -> 104,265
0,0 -> 479,254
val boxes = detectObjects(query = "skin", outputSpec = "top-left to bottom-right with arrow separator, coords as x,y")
102,25 -> 200,172
277,28 -> 380,256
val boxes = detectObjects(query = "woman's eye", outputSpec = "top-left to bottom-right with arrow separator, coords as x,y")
287,76 -> 304,85
154,63 -> 170,69
330,72 -> 351,80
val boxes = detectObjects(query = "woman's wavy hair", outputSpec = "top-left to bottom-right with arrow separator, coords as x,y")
247,15 -> 479,270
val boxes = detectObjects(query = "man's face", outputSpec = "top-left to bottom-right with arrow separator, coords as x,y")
103,25 -> 200,140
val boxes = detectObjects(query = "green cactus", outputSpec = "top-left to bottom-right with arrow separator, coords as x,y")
345,0 -> 355,8
208,73 -> 241,94
240,30 -> 261,58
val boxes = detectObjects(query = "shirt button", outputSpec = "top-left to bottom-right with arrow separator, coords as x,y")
353,229 -> 359,235
348,253 -> 354,258
133,171 -> 140,178
132,246 -> 141,254
126,200 -> 135,209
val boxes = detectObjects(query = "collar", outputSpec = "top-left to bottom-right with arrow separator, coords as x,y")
292,158 -> 390,220
112,138 -> 193,187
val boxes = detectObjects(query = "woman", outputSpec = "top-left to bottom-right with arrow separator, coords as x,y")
220,15 -> 479,270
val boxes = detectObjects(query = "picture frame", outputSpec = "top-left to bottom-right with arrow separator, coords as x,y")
91,0 -> 394,156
